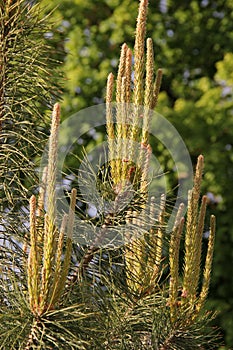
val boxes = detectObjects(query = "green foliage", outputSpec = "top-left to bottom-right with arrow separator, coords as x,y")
0,0 -> 62,212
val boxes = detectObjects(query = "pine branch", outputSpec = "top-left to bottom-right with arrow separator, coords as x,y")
0,0 -> 62,213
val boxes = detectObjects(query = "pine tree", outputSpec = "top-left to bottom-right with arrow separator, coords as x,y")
0,1 -> 221,349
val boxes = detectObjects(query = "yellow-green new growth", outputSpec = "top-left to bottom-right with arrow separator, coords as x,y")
133,0 -> 148,106
197,214 -> 216,312
167,155 -> 216,322
105,0 -> 165,295
105,0 -> 162,193
28,195 -> 39,311
169,203 -> 185,322
182,155 -> 205,303
27,104 -> 76,316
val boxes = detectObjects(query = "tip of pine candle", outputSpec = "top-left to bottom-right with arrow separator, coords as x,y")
52,103 -> 61,127
198,154 -> 204,160
53,103 -> 60,115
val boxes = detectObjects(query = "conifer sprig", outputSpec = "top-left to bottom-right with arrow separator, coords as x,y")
182,155 -> 205,305
104,0 -> 165,296
27,104 -> 76,316
104,0 -> 216,337
167,155 -> 216,323
105,0 -> 163,195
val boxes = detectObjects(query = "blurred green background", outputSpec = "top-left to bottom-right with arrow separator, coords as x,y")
41,0 -> 233,347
